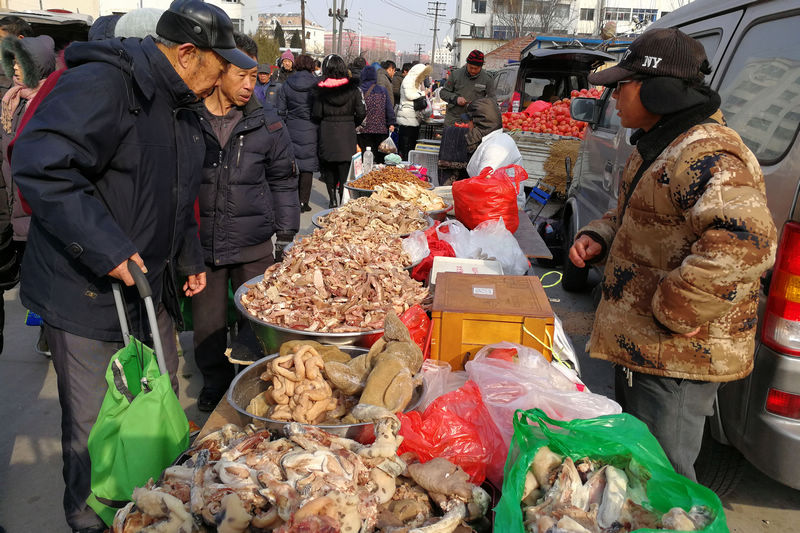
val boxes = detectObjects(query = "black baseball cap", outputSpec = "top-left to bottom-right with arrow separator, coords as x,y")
589,28 -> 709,87
156,0 -> 256,69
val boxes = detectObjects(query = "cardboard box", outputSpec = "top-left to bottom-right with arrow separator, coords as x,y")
430,273 -> 554,370
429,256 -> 504,285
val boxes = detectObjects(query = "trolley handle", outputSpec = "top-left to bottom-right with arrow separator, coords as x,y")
127,260 -> 152,299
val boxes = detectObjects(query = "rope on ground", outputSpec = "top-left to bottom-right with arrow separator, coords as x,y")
539,270 -> 562,288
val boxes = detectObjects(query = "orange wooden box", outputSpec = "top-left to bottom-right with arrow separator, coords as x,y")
430,273 -> 554,370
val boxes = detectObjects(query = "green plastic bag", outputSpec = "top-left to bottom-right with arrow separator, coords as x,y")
86,338 -> 190,525
495,408 -> 728,533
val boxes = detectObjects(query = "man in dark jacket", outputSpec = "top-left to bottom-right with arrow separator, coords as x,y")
194,33 -> 299,411
254,62 -> 270,105
11,1 -> 256,531
440,49 -> 495,127
393,62 -> 410,106
378,59 -> 395,106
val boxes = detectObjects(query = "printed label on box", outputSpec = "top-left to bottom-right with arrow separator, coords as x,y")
472,285 -> 496,298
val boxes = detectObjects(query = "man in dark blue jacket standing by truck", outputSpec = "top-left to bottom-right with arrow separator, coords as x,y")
193,32 -> 299,412
10,1 -> 256,531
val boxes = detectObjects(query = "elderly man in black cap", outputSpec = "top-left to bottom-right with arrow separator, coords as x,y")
11,1 -> 255,531
569,28 -> 776,480
439,49 -> 495,127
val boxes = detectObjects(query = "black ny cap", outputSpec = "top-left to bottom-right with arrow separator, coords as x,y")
589,28 -> 709,87
156,0 -> 256,69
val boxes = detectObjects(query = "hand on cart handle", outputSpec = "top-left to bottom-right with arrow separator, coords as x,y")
108,253 -> 147,287
183,272 -> 206,297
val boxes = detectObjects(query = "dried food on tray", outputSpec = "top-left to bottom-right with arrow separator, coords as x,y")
240,225 -> 429,332
372,182 -> 447,211
246,313 -> 424,426
350,166 -> 430,190
113,414 -> 491,532
318,196 -> 428,235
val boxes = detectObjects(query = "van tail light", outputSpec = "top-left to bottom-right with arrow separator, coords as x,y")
765,388 -> 800,419
762,221 -> 800,356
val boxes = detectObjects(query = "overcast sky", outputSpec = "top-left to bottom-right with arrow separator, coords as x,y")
246,0 -> 458,54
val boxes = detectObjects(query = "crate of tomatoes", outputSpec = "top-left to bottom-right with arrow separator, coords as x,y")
502,87 -> 603,140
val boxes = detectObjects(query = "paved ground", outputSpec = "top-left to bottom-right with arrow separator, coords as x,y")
1,179 -> 798,531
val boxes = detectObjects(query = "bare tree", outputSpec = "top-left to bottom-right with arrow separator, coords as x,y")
491,0 -> 574,38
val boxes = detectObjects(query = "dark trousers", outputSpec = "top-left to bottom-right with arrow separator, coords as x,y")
191,254 -> 274,392
615,366 -> 720,481
357,132 -> 387,164
398,125 -> 420,160
298,171 -> 313,205
320,160 -> 350,204
46,304 -> 179,531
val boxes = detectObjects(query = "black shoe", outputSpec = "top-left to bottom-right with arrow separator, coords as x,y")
328,199 -> 337,208
198,387 -> 226,412
301,203 -> 312,212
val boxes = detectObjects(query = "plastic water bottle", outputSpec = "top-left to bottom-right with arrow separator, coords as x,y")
363,147 -> 374,174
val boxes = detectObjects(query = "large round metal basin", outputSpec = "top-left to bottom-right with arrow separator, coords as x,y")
226,346 -> 424,442
235,275 -> 383,355
312,208 -> 435,238
344,180 -> 434,200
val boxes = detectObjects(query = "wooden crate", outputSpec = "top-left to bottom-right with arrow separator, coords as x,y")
430,273 -> 554,370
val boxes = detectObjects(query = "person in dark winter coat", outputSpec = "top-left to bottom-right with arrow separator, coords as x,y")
313,54 -> 366,207
0,34 -> 56,356
278,53 -> 319,212
10,1 -> 255,530
357,64 -> 395,164
348,55 -> 366,83
393,62 -> 410,108
194,33 -> 299,412
276,48 -> 294,83
254,62 -> 270,105
378,60 -> 395,107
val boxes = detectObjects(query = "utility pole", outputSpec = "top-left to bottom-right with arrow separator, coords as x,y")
427,1 -> 446,75
358,10 -> 363,57
329,0 -> 337,54
415,43 -> 424,63
301,0 -> 306,54
337,8 -> 349,58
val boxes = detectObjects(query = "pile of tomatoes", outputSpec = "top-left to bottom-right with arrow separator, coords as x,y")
502,87 -> 603,140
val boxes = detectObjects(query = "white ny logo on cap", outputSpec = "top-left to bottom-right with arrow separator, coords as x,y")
642,56 -> 663,68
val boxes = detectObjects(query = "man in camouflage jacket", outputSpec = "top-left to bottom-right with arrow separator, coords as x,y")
569,29 -> 777,480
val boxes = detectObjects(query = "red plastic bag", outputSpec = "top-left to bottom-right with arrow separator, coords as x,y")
453,164 -> 527,233
524,100 -> 551,115
399,305 -> 431,355
410,222 -> 456,282
397,381 -> 506,486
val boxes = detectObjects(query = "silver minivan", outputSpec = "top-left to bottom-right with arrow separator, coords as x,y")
565,0 -> 800,493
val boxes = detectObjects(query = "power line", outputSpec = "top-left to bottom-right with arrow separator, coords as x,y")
427,1 -> 445,73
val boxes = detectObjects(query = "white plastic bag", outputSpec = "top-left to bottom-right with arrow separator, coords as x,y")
402,230 -> 430,264
436,219 -> 477,258
465,342 -> 621,447
470,218 -> 529,275
418,359 -> 468,411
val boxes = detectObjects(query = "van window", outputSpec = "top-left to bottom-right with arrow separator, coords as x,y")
718,15 -> 800,163
690,31 -> 722,67
522,77 -> 551,106
597,89 -> 621,131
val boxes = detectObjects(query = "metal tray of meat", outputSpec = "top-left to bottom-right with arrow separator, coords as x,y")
226,346 -> 424,441
344,180 -> 434,200
281,237 -> 426,273
235,275 -> 384,354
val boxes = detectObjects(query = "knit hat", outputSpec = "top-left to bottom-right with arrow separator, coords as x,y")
466,49 -> 484,66
115,8 -> 164,39
280,49 -> 295,63
589,28 -> 711,87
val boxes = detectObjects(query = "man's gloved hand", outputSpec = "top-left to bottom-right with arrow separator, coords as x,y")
274,231 -> 296,263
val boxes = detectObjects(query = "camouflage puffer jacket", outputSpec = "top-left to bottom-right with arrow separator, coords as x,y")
579,111 -> 777,382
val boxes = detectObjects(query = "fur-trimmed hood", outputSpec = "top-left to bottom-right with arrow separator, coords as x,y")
316,76 -> 359,106
1,36 -> 56,89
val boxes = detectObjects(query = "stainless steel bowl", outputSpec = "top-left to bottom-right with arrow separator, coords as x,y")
226,346 -> 424,441
344,180 -> 434,200
235,275 -> 384,354
425,203 -> 453,222
283,236 -> 423,273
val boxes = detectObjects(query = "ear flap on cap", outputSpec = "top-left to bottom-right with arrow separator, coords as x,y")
639,77 -> 707,115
